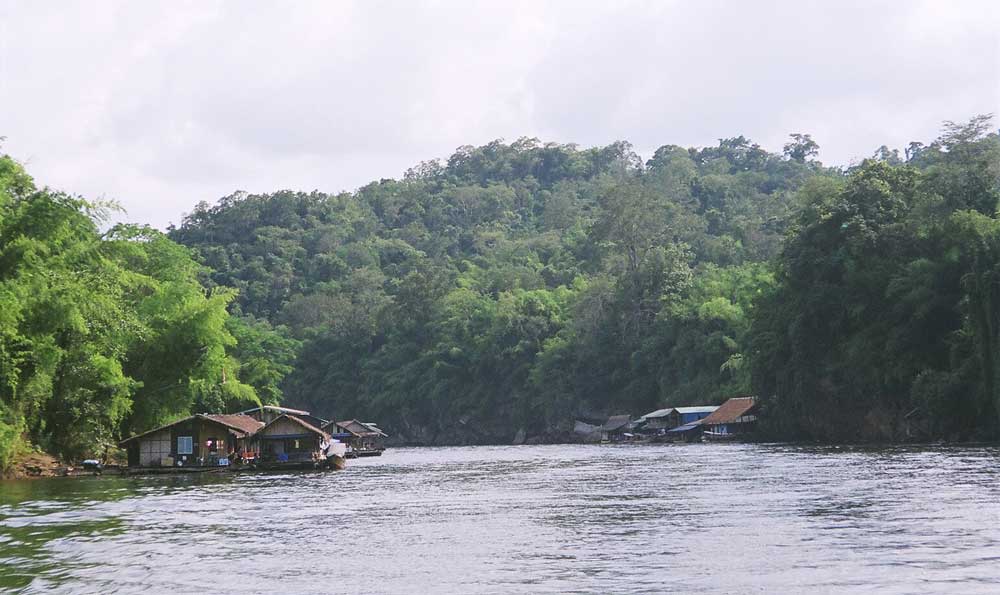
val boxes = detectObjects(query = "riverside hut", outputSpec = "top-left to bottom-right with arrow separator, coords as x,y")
324,419 -> 387,457
601,414 -> 632,442
119,414 -> 263,469
668,406 -> 719,428
700,397 -> 758,441
635,408 -> 674,436
251,413 -> 340,468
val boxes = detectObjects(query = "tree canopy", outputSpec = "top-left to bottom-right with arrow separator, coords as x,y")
168,134 -> 833,442
2,117 -> 996,469
0,154 -> 293,468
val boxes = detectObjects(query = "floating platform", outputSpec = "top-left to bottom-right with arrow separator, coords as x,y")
121,455 -> 346,476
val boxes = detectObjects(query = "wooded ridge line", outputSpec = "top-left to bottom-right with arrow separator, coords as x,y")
0,116 -> 997,470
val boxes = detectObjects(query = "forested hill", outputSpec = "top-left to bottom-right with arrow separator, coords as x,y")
167,118 -> 998,445
166,135 -> 826,444
0,118 -> 997,469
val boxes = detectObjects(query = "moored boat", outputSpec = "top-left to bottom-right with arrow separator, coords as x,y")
701,430 -> 739,441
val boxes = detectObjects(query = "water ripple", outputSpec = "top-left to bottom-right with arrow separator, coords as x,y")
2,444 -> 1000,593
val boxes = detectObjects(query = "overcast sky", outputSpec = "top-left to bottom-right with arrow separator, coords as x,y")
1,1 -> 998,229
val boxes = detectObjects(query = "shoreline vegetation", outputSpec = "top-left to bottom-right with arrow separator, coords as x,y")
1,116 -> 998,476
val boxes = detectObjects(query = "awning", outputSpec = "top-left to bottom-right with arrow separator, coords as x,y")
667,421 -> 702,433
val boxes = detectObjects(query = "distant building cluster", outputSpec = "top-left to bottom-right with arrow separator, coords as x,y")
118,406 -> 387,472
577,397 -> 759,443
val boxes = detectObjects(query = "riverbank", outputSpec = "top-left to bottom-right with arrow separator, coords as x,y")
3,451 -> 68,480
2,451 -> 117,480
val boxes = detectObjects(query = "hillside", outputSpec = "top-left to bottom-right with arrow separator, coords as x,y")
170,120 -> 1000,443
1,119 -> 996,470
167,135 -> 830,443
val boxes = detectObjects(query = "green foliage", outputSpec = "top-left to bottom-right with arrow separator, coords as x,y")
170,135 -> 825,441
226,315 -> 300,407
5,117 -> 994,456
0,154 -> 294,467
0,413 -> 26,471
752,117 -> 1000,441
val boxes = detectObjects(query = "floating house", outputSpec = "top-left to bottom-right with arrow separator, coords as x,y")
601,414 -> 632,442
119,413 -> 263,468
119,407 -> 349,471
700,397 -> 758,440
668,406 -> 719,428
324,419 -> 387,457
635,408 -> 674,435
252,413 -> 344,468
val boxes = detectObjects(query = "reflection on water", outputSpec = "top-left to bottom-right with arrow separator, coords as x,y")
2,444 -> 1000,594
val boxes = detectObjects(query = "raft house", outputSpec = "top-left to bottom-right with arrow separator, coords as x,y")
600,414 -> 633,442
119,413 -> 263,470
323,419 -> 388,457
634,408 -> 674,433
117,406 -> 373,473
629,398 -> 761,442
632,406 -> 718,440
700,396 -> 758,441
669,406 -> 719,428
252,413 -> 346,470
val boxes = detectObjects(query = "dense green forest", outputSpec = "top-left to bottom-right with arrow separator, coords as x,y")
0,154 -> 294,469
168,134 -> 826,444
1,117 -> 997,468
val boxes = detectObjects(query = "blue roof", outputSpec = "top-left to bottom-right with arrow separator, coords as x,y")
667,421 -> 703,433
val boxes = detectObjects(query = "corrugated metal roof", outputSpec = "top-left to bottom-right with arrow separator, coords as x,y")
667,421 -> 703,433
673,406 -> 719,415
326,419 -> 387,437
701,397 -> 758,425
259,414 -> 330,440
118,413 -> 264,446
638,408 -> 674,421
240,405 -> 311,416
288,413 -> 331,429
356,421 -> 388,437
202,414 -> 265,435
118,416 -> 196,445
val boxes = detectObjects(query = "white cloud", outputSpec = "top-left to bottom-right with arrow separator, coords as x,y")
0,0 -> 997,228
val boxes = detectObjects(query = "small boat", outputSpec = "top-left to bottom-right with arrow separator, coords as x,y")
323,440 -> 348,469
701,430 -> 739,441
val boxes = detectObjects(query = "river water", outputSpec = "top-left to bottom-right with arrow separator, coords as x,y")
2,443 -> 1000,594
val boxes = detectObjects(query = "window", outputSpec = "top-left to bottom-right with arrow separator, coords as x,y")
177,436 -> 193,455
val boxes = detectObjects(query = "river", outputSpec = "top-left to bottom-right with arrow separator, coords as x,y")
2,443 -> 1000,594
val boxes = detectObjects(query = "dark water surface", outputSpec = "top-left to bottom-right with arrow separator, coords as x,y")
2,443 -> 1000,594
